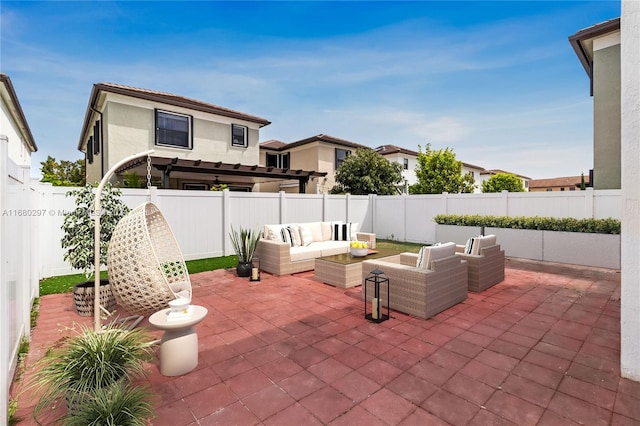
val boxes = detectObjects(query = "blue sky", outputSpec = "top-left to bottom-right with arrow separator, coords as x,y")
1,1 -> 621,180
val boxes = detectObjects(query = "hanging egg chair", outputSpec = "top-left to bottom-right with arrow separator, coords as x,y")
107,202 -> 191,317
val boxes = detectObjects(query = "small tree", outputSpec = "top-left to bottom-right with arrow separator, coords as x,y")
580,172 -> 586,190
481,173 -> 525,193
331,148 -> 403,195
41,156 -> 85,186
409,144 -> 475,194
61,183 -> 130,280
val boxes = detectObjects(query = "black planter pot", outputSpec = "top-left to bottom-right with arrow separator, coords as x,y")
236,261 -> 252,277
72,280 -> 117,316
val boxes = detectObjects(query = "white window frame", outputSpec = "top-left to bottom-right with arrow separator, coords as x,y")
155,109 -> 192,149
231,124 -> 248,148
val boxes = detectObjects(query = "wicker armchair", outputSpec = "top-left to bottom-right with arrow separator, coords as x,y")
455,236 -> 505,292
361,251 -> 468,320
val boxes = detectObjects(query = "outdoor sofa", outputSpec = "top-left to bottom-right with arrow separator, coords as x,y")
360,242 -> 468,319
255,221 -> 376,275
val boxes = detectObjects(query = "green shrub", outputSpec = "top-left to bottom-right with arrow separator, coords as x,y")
433,214 -> 620,235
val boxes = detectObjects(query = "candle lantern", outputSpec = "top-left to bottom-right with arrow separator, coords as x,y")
249,257 -> 260,282
364,268 -> 389,323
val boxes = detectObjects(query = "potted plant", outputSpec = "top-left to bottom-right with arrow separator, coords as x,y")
229,225 -> 260,277
61,182 -> 130,316
30,325 -> 155,424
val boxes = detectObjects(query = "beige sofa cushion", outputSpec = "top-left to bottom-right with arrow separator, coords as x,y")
290,246 -> 322,262
416,242 -> 456,270
319,240 -> 351,257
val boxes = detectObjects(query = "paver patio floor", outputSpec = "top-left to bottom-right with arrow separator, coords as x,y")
13,258 -> 640,425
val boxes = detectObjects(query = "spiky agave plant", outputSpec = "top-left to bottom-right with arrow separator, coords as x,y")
229,225 -> 260,262
30,325 -> 154,422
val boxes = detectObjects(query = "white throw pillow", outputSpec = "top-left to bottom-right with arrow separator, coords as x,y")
349,222 -> 359,241
417,242 -> 456,270
320,222 -> 333,241
287,224 -> 302,247
280,227 -> 293,246
298,224 -> 314,246
332,222 -> 355,241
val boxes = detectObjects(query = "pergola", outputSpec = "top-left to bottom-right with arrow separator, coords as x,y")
116,156 -> 327,193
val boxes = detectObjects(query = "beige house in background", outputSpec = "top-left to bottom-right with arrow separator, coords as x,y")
78,83 -> 323,191
529,175 -> 590,192
569,17 -> 621,190
259,134 -> 368,194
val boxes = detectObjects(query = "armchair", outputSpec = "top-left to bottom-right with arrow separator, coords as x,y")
456,235 -> 505,292
361,244 -> 468,319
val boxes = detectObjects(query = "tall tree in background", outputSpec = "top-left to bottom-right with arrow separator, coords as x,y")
40,156 -> 85,186
409,144 -> 475,194
331,148 -> 403,195
481,172 -> 525,193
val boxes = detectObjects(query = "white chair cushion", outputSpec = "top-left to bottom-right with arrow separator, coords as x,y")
417,242 -> 456,270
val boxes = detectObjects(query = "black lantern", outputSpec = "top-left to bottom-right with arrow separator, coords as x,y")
364,268 -> 389,323
249,257 -> 260,282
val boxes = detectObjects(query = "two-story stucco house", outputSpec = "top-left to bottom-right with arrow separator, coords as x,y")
259,134 -> 368,194
78,83 -> 323,191
569,17 -> 621,190
375,144 -> 418,190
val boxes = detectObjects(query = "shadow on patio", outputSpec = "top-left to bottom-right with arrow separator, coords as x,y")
13,259 -> 640,425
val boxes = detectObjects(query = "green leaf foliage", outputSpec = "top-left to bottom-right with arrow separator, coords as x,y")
433,214 -> 621,234
40,155 -> 85,186
409,144 -> 475,194
61,183 -> 130,280
229,225 -> 260,262
331,148 -> 403,195
481,172 -> 525,193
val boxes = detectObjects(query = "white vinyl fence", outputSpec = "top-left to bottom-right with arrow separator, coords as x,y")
30,185 -> 621,279
1,140 -> 39,421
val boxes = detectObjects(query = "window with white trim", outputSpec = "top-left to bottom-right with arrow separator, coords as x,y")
266,152 -> 290,169
155,110 -> 192,149
231,124 -> 248,148
403,158 -> 409,170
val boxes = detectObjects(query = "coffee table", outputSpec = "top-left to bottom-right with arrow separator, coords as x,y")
314,248 -> 401,289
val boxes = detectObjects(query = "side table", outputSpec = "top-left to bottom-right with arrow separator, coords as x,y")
148,305 -> 208,376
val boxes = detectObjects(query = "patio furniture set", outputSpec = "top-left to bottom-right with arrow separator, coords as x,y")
256,221 -> 506,320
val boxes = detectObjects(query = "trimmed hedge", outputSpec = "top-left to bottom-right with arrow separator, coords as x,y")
433,214 -> 620,235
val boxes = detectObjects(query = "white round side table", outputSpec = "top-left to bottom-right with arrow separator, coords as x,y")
148,305 -> 208,376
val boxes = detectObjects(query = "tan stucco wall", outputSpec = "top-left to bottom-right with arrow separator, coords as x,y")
83,92 -> 263,185
593,42 -> 621,189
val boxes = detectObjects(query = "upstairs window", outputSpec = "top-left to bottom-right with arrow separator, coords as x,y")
266,152 -> 290,169
231,124 -> 248,148
335,148 -> 351,170
156,110 -> 192,149
403,158 -> 409,170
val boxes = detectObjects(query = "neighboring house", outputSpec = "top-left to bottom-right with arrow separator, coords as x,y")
375,144 -> 418,190
569,17 -> 621,190
478,169 -> 531,192
259,134 -> 368,194
78,83 -> 323,192
0,74 -> 37,166
529,175 -> 590,192
461,162 -> 487,193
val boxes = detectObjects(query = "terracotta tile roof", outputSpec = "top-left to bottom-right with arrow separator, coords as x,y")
375,144 -> 419,156
529,175 -> 589,189
260,140 -> 288,150
264,134 -> 369,151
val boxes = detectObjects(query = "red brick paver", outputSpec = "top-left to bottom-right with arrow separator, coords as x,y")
12,258 -> 639,425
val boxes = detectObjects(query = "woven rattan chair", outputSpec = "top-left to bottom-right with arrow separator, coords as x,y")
107,202 -> 191,317
361,249 -> 468,319
455,235 -> 505,292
